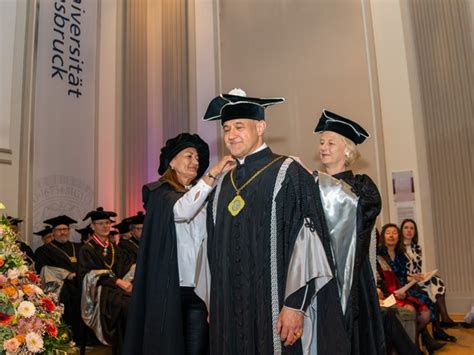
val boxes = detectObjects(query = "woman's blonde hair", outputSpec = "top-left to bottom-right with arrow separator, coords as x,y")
159,167 -> 187,193
341,136 -> 360,167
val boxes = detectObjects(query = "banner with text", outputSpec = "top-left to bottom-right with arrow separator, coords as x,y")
32,0 -> 99,249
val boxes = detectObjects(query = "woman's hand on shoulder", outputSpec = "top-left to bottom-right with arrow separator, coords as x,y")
204,155 -> 236,186
213,155 -> 236,175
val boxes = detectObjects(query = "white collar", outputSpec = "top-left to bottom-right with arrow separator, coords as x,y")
237,143 -> 268,164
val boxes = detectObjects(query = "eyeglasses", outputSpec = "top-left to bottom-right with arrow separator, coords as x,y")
93,221 -> 112,227
54,227 -> 70,232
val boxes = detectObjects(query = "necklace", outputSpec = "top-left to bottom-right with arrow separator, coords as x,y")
91,235 -> 115,269
50,241 -> 77,263
228,156 -> 284,216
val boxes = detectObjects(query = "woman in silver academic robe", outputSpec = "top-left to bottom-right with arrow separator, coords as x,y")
308,110 -> 385,355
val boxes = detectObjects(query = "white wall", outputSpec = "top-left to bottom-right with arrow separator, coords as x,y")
188,0 -> 220,164
370,0 -> 436,270
96,0 -> 121,213
0,1 -> 27,220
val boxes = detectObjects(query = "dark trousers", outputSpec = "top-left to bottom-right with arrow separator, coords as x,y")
180,287 -> 209,355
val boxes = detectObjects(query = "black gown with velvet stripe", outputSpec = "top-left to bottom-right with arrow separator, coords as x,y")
123,181 -> 185,355
206,147 -> 338,355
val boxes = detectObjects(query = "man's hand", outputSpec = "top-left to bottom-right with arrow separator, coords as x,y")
276,306 -> 304,347
66,272 -> 76,280
116,279 -> 133,293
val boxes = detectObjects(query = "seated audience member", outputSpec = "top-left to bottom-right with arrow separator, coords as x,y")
113,220 -> 131,241
35,215 -> 83,343
79,207 -> 131,355
120,212 -> 143,262
401,218 -> 457,341
377,223 -> 445,353
76,225 -> 93,244
7,216 -> 35,264
33,225 -> 54,245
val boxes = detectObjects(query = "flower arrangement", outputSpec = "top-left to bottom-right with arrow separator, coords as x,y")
0,217 -> 72,354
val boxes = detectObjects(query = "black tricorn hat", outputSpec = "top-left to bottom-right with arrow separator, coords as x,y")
43,215 -> 77,228
33,226 -> 53,237
314,109 -> 369,144
6,216 -> 23,226
203,88 -> 285,124
158,133 -> 209,178
113,221 -> 131,234
75,225 -> 93,236
124,211 -> 145,225
83,207 -> 117,222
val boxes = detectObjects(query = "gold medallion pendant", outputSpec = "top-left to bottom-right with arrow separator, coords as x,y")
228,194 -> 246,216
69,256 -> 77,263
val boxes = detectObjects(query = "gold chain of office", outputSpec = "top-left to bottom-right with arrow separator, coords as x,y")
49,241 -> 77,263
228,155 -> 284,217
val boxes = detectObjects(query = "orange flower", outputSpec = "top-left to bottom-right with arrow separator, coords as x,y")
41,298 -> 56,312
3,286 -> 17,298
0,257 -> 4,267
15,334 -> 25,344
10,278 -> 19,286
22,284 -> 35,297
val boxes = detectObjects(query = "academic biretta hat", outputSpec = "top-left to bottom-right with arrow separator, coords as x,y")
113,221 -> 130,234
33,226 -> 53,237
203,88 -> 285,124
43,215 -> 77,228
83,207 -> 117,222
124,211 -> 145,225
158,133 -> 209,178
6,216 -> 23,226
75,225 -> 93,236
315,109 -> 369,144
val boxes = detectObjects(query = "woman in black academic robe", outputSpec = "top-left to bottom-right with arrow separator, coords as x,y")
123,133 -> 234,355
309,110 -> 385,355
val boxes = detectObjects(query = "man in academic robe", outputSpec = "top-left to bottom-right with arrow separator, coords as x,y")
7,216 -> 35,264
198,90 -> 336,354
119,212 -> 143,265
78,207 -> 131,355
33,225 -> 54,245
76,225 -> 93,244
34,215 -> 83,343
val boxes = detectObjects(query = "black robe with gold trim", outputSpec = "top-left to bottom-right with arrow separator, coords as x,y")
35,240 -> 83,341
78,238 -> 131,354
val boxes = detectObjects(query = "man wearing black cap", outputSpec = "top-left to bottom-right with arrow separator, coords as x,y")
199,90 -> 335,354
119,211 -> 144,270
79,207 -> 131,354
76,225 -> 93,244
34,215 -> 83,343
33,226 -> 53,245
7,216 -> 35,264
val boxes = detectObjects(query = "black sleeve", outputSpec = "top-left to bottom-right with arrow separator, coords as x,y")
284,281 -> 316,311
34,246 -> 47,274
